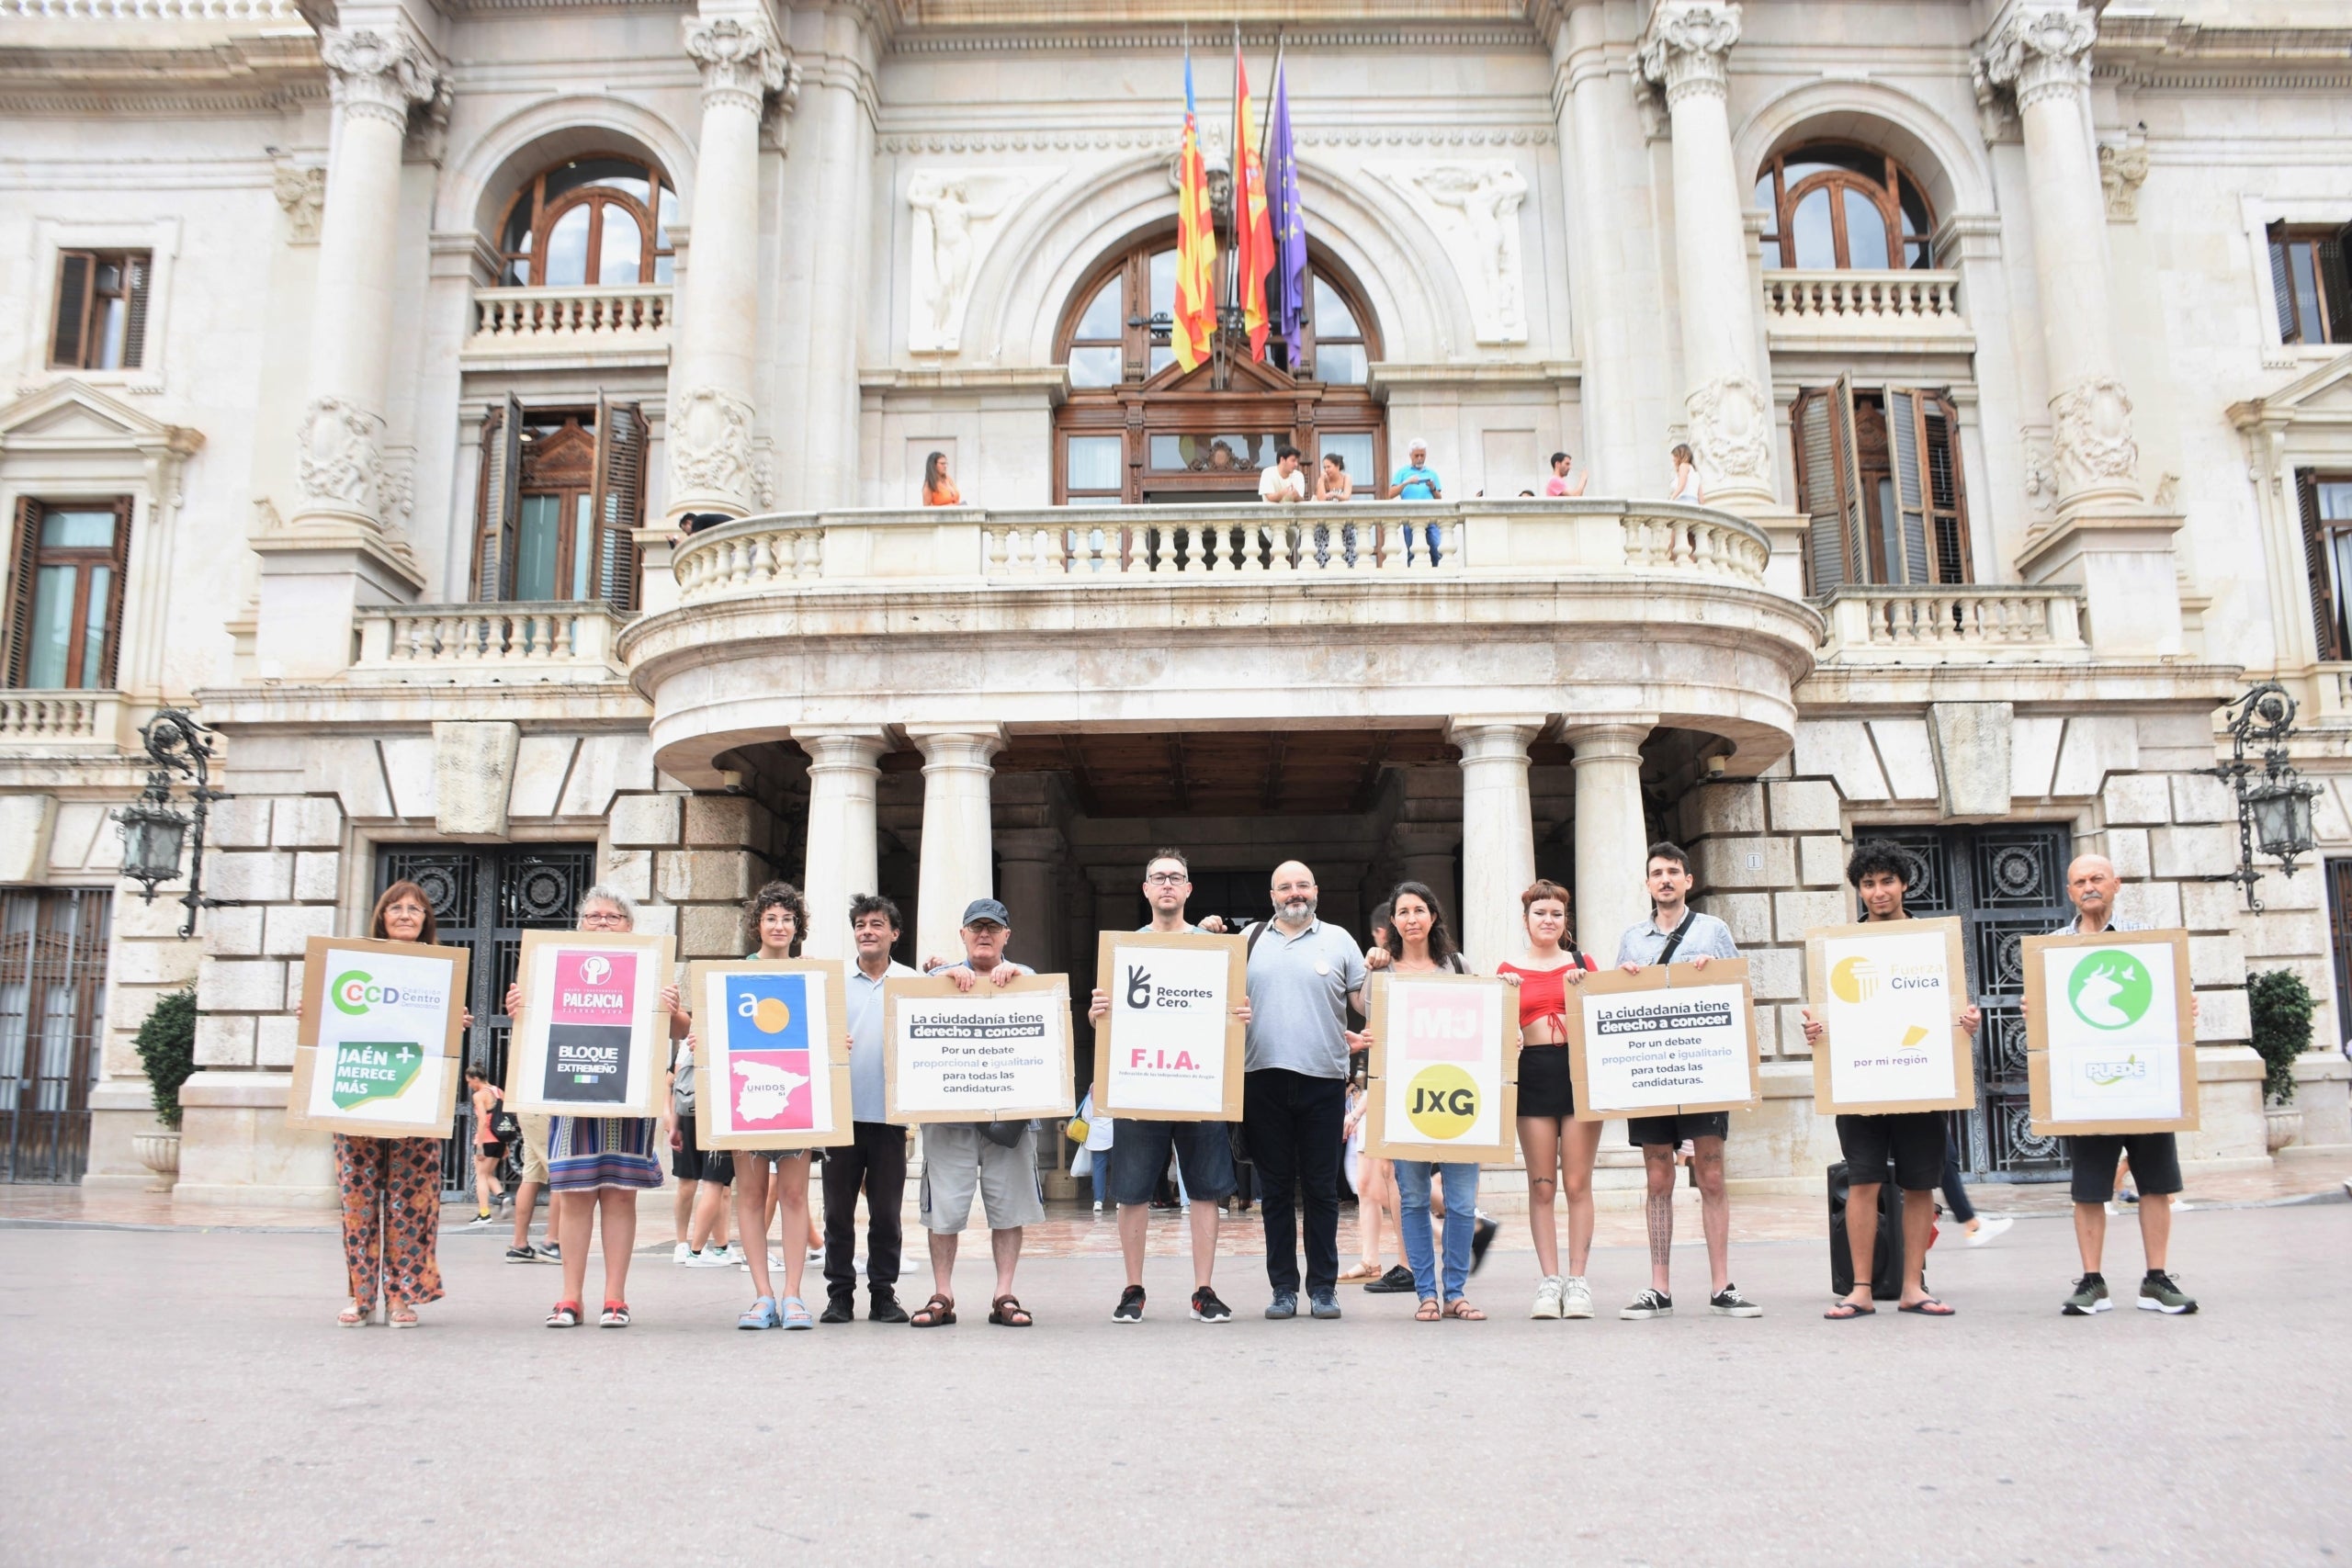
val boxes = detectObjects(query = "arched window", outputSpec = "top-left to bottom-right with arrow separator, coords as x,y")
1052,231 -> 1385,504
1755,144 -> 1934,270
495,153 -> 678,288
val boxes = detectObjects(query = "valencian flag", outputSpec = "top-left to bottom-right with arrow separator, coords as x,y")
1172,49 -> 1218,373
1233,35 -> 1274,361
1264,54 -> 1307,362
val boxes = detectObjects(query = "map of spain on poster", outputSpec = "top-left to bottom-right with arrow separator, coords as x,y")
727,972 -> 814,1133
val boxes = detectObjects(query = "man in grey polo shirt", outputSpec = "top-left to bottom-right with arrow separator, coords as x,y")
819,893 -> 917,1325
1243,860 -> 1368,1321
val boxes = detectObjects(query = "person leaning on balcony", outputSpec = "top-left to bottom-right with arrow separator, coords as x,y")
1545,451 -> 1588,498
1259,445 -> 1308,502
311,880 -> 472,1328
1316,451 -> 1353,502
922,450 -> 961,506
1668,444 -> 1703,503
1385,439 -> 1446,565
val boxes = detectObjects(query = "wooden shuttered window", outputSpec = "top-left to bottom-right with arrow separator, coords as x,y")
1886,388 -> 1971,584
2301,469 -> 2342,663
4,498 -> 38,688
1792,376 -> 1866,595
472,395 -> 524,600
590,396 -> 646,612
1792,379 -> 1969,594
49,251 -> 151,370
2269,223 -> 2352,346
5,497 -> 131,690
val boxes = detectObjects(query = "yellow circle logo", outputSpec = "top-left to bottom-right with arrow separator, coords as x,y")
1830,956 -> 1881,1005
1406,1065 -> 1479,1140
752,997 -> 792,1033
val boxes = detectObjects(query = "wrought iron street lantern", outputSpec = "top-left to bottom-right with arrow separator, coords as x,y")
113,706 -> 223,937
2202,682 -> 2319,911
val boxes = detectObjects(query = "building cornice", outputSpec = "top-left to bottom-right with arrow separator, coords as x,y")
2094,15 -> 2352,92
874,121 -> 1550,154
886,21 -> 1537,57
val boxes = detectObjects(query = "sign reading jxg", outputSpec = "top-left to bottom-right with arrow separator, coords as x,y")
1093,931 -> 1246,1121
2023,930 -> 2199,1134
1364,973 -> 1517,1163
287,937 -> 469,1138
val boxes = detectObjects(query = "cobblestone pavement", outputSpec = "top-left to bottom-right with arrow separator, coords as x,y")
2,1195 -> 2346,1564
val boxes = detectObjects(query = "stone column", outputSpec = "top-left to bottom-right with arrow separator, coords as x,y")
1978,4 -> 2140,512
792,728 -> 888,960
995,829 -> 1064,976
1566,722 -> 1654,965
667,14 -> 795,526
1637,2 -> 1775,513
795,63 -> 875,508
289,27 -> 438,535
1090,864 -> 1139,935
908,726 -> 1006,965
1450,718 -> 1544,972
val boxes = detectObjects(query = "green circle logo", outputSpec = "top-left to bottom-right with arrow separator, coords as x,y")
2065,950 -> 2152,1032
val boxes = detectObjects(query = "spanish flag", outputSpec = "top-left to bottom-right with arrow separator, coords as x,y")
1233,39 -> 1273,362
1172,50 -> 1217,373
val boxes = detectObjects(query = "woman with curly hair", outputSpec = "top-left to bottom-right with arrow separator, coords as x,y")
729,880 -> 824,1329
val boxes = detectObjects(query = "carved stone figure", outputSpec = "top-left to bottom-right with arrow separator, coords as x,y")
2098,141 -> 2150,220
1686,374 -> 1772,486
295,397 -> 385,515
906,170 -> 1049,355
1377,161 -> 1529,344
2051,376 -> 2140,491
272,163 -> 324,243
670,384 -> 754,504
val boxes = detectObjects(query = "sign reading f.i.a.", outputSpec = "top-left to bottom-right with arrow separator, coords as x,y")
1093,931 -> 1247,1122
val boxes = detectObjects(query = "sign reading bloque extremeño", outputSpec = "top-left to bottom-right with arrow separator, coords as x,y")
1804,918 -> 1975,1115
884,973 -> 1075,1126
1092,931 -> 1246,1121
2023,930 -> 2200,1135
287,936 -> 469,1137
1563,959 -> 1760,1121
1363,973 -> 1519,1164
503,929 -> 673,1117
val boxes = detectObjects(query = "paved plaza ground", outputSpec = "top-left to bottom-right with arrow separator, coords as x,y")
3,1187 -> 2347,1565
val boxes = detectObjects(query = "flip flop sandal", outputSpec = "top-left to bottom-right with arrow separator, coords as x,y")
781,1296 -> 814,1330
1899,1298 -> 1956,1315
910,1292 -> 957,1328
989,1294 -> 1034,1327
547,1301 -> 582,1327
1414,1298 -> 1443,1322
738,1295 -> 781,1330
600,1301 -> 631,1328
1822,1302 -> 1877,1320
1445,1299 -> 1486,1321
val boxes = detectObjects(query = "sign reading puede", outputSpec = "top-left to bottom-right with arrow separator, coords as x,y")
2024,931 -> 2197,1134
1094,932 -> 1246,1120
288,937 -> 469,1138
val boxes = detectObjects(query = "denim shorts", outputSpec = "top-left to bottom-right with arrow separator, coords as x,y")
1107,1119 -> 1238,1206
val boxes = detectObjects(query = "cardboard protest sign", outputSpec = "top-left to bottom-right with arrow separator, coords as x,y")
1805,918 -> 1975,1115
503,930 -> 673,1117
1564,959 -> 1760,1121
687,959 -> 854,1151
1092,931 -> 1246,1122
1363,973 -> 1519,1164
287,936 -> 469,1137
2023,930 -> 2199,1135
884,972 -> 1075,1126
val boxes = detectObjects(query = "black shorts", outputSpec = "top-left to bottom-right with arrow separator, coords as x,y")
1627,1111 -> 1729,1148
1515,1045 -> 1575,1119
475,1140 -> 504,1163
1834,1111 -> 1945,1191
1107,1120 -> 1238,1205
670,1116 -> 734,1184
2067,1133 -> 2182,1203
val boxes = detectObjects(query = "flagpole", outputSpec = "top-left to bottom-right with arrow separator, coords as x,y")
1229,20 -> 1244,318
1261,29 -> 1283,175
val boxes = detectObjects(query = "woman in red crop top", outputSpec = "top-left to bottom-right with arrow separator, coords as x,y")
1495,879 -> 1601,1322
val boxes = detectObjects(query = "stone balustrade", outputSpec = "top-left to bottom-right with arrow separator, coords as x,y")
6,0 -> 298,15
1817,585 -> 2086,660
349,603 -> 629,683
1762,270 -> 1967,343
464,285 -> 673,360
671,499 -> 1773,605
0,690 -> 127,745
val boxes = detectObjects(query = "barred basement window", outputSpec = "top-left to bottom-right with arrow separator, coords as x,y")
49,251 -> 151,370
1792,379 -> 1971,594
2269,223 -> 2352,345
5,497 -> 130,690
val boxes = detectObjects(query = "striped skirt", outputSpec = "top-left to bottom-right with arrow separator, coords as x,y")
547,1115 -> 663,1192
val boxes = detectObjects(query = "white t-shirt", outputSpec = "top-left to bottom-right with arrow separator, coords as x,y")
1259,466 -> 1306,502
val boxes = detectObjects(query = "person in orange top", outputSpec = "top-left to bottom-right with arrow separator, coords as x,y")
922,451 -> 961,506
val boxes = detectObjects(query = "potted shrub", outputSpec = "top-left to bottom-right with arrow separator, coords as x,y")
131,987 -> 198,1179
2245,968 -> 2312,1153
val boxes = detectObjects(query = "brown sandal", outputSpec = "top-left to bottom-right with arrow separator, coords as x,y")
1414,1297 -> 1442,1322
909,1292 -> 956,1327
1444,1298 -> 1486,1321
989,1294 -> 1034,1327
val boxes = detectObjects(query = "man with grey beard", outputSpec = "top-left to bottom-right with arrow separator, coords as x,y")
1241,860 -> 1368,1320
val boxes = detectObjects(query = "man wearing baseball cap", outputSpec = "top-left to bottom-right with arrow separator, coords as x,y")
910,897 -> 1042,1327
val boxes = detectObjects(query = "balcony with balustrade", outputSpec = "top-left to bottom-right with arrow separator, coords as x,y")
1761,270 -> 1971,354
461,285 -> 672,370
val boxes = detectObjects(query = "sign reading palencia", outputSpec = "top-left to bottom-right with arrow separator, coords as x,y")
1363,972 -> 1519,1164
503,930 -> 673,1118
287,936 -> 469,1137
2023,930 -> 2199,1135
688,959 -> 854,1152
1804,918 -> 1975,1115
1092,931 -> 1246,1122
1564,959 -> 1760,1121
883,973 -> 1075,1127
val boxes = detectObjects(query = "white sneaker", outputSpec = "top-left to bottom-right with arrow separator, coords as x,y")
723,1242 -> 746,1264
1966,1213 -> 2015,1247
686,1247 -> 733,1268
1561,1276 -> 1595,1319
1530,1276 -> 1565,1320
1091,1201 -> 1103,1216
673,1242 -> 693,1265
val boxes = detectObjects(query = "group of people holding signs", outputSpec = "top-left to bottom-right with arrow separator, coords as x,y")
293,832 -> 2203,1331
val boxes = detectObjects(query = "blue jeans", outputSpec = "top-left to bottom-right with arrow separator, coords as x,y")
1395,1159 -> 1478,1302
1091,1149 -> 1110,1205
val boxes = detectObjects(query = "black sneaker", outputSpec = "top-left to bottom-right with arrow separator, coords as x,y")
1470,1213 -> 1498,1274
503,1246 -> 539,1264
2137,1273 -> 2198,1314
1113,1284 -> 1148,1324
1363,1264 -> 1416,1294
1619,1287 -> 1674,1320
868,1292 -> 910,1325
1709,1284 -> 1763,1318
1265,1290 -> 1298,1319
819,1294 -> 856,1325
1190,1286 -> 1233,1324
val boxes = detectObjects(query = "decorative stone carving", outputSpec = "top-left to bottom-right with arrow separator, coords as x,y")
294,396 -> 387,515
906,169 -> 1053,355
2050,376 -> 2140,491
318,27 -> 439,130
1685,374 -> 1772,488
2020,424 -> 2060,521
1374,162 -> 1529,345
271,161 -> 323,243
1977,4 -> 2098,113
2098,141 -> 2150,220
1968,55 -> 2018,144
670,384 -> 754,502
684,16 -> 793,116
1635,1 -> 1741,106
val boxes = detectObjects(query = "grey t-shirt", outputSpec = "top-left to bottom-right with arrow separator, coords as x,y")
1243,919 -> 1366,1079
845,958 -> 917,1123
1614,910 -> 1741,967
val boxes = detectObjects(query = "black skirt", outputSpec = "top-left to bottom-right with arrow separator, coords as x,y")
1516,1043 -> 1575,1119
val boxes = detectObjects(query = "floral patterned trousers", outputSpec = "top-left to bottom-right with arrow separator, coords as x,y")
335,1134 -> 447,1310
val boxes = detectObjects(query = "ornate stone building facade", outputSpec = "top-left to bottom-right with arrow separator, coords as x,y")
2,0 -> 2347,1202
